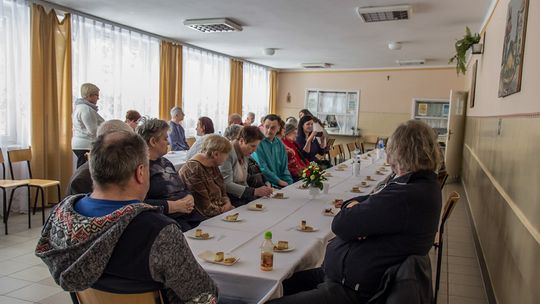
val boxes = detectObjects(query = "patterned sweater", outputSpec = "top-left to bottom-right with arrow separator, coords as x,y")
179,160 -> 231,218
35,194 -> 217,303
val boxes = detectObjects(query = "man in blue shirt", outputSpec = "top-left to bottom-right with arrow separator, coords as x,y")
168,106 -> 190,151
252,114 -> 293,188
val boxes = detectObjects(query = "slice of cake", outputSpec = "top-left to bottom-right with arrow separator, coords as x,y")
214,252 -> 224,262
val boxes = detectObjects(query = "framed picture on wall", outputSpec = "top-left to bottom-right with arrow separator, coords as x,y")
469,60 -> 478,108
498,0 -> 529,97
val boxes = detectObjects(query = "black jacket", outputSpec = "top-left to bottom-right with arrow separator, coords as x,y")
323,170 -> 441,299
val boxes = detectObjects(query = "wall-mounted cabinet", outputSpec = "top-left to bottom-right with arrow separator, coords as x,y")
411,98 -> 450,142
305,89 -> 359,135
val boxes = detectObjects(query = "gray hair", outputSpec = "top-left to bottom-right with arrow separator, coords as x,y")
80,83 -> 99,98
89,131 -> 148,188
386,120 -> 442,173
200,134 -> 232,158
228,113 -> 242,125
136,118 -> 169,144
170,106 -> 183,117
224,124 -> 243,140
97,119 -> 133,136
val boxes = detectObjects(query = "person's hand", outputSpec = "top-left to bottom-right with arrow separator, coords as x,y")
278,180 -> 288,187
254,185 -> 273,197
334,199 -> 344,208
222,202 -> 234,212
308,131 -> 317,141
169,195 -> 194,214
346,200 -> 360,208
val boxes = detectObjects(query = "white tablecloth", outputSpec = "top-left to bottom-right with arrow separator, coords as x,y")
185,153 -> 391,303
163,151 -> 188,171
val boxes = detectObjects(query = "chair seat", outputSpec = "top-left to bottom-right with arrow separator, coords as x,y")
28,179 -> 60,187
0,180 -> 29,188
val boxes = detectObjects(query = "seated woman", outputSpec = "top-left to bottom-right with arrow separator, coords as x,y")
269,120 -> 442,304
186,116 -> 215,160
220,126 -> 273,206
136,118 -> 197,231
296,115 -> 330,168
281,123 -> 309,181
179,134 -> 234,219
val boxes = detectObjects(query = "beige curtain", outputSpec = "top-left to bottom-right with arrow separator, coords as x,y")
31,4 -> 72,200
269,70 -> 278,114
229,59 -> 243,116
159,41 -> 183,120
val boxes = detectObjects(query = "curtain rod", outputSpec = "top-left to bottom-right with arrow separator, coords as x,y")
30,0 -> 275,71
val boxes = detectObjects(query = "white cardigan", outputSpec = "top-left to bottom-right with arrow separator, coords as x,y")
71,99 -> 104,150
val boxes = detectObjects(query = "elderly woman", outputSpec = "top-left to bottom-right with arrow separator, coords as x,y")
72,83 -> 105,168
296,115 -> 329,168
282,123 -> 310,180
186,116 -> 215,160
220,126 -> 273,206
180,134 -> 234,218
136,118 -> 197,230
270,120 -> 442,304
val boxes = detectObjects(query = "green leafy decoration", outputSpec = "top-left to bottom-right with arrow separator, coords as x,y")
449,27 -> 481,75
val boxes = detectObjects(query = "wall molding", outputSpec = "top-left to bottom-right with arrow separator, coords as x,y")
467,112 -> 540,119
465,144 -> 540,244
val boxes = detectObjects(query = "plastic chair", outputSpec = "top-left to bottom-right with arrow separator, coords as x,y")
71,288 -> 165,304
7,148 -> 61,225
433,191 -> 460,303
0,148 -> 31,234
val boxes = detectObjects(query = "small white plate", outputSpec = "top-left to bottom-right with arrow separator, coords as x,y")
322,208 -> 339,217
273,245 -> 296,252
359,184 -> 370,188
198,250 -> 239,266
351,189 -> 364,193
247,204 -> 266,211
272,194 -> 289,199
222,216 -> 243,222
187,233 -> 214,240
296,226 -> 319,232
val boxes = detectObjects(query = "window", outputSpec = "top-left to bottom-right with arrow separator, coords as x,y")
72,15 -> 160,121
306,89 -> 359,135
242,62 -> 269,125
182,47 -> 230,136
0,0 -> 30,147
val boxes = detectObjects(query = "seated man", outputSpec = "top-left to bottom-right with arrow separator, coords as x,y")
168,106 -> 190,151
269,120 -> 442,303
36,130 -> 217,303
251,114 -> 293,188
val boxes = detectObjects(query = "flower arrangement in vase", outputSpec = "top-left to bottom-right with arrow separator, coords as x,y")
301,162 -> 327,191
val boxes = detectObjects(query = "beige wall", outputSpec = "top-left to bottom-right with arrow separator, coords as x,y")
462,0 -> 540,303
276,68 -> 464,137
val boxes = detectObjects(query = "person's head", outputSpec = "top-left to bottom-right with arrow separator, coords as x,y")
237,126 -> 264,156
199,134 -> 232,166
299,109 -> 313,119
284,123 -> 298,141
170,107 -> 185,122
298,115 -> 314,137
228,113 -> 243,126
97,119 -> 134,136
81,83 -> 100,104
136,118 -> 170,159
386,120 -> 442,175
196,117 -> 214,136
224,124 -> 243,141
244,112 -> 255,125
277,118 -> 286,138
285,116 -> 298,127
262,114 -> 282,140
125,110 -> 141,130
89,131 -> 149,200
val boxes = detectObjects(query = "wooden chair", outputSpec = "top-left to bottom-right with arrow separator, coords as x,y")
328,146 -> 340,166
433,191 -> 460,303
186,137 -> 196,148
334,144 -> 345,163
346,142 -> 358,159
437,170 -> 449,190
71,288 -> 165,304
7,148 -> 61,225
361,135 -> 379,152
1,148 -> 30,234
326,138 -> 336,147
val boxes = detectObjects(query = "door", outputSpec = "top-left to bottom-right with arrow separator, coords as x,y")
445,90 -> 468,181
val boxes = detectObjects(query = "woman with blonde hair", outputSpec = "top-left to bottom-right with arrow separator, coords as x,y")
179,134 -> 234,220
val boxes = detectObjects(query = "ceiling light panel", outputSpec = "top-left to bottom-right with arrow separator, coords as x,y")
356,5 -> 412,23
184,18 -> 242,33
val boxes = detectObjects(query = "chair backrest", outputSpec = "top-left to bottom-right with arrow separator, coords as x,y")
74,288 -> 164,304
346,142 -> 357,159
327,138 -> 336,147
437,170 -> 449,189
328,146 -> 339,165
335,144 -> 345,160
7,148 -> 33,179
361,135 -> 379,151
186,137 -> 196,148
0,148 -> 5,179
436,191 -> 460,245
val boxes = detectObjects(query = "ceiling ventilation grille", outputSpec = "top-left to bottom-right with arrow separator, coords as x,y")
184,18 -> 242,33
396,59 -> 425,66
356,5 -> 412,23
301,63 -> 332,69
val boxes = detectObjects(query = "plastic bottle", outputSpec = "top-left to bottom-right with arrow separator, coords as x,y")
376,139 -> 385,160
353,155 -> 361,177
260,231 -> 274,271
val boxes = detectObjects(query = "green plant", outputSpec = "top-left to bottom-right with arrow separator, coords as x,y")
449,27 -> 481,75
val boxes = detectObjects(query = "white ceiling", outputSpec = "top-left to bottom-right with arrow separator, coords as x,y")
46,0 -> 493,70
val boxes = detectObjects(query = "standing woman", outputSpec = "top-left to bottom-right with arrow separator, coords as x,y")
72,83 -> 104,168
296,115 -> 329,167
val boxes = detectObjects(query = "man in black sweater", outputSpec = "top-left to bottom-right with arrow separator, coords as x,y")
269,120 -> 442,304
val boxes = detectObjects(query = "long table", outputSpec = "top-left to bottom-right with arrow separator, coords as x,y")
163,150 -> 188,171
185,153 -> 391,303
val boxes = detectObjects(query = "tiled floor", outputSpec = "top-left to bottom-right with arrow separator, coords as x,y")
0,183 -> 488,304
